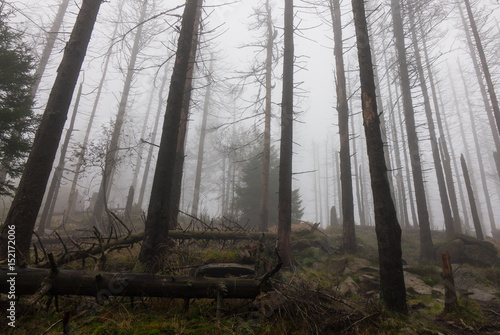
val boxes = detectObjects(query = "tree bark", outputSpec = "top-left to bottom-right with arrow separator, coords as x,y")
460,155 -> 484,240
31,0 -> 71,97
0,267 -> 265,300
37,82 -> 83,234
391,0 -> 433,260
351,0 -> 407,313
441,253 -> 459,314
407,1 -> 455,237
138,0 -> 200,272
278,0 -> 294,268
329,0 -> 356,253
93,0 -> 148,225
0,0 -> 102,262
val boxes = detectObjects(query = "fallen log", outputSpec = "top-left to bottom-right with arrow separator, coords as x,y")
35,230 -> 277,268
0,266 -> 265,301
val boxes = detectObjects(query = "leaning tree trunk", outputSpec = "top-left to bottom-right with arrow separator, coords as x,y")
460,155 -> 484,240
93,0 -> 148,225
138,0 -> 201,273
408,1 -> 455,237
0,0 -> 102,262
351,0 -> 407,314
463,0 -> 500,138
191,61 -> 213,218
278,0 -> 294,269
329,0 -> 356,253
31,0 -> 70,97
391,0 -> 434,260
259,0 -> 275,233
458,1 -> 500,181
170,0 -> 203,227
37,82 -> 83,234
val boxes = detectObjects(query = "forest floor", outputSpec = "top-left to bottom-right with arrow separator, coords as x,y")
2,221 -> 500,334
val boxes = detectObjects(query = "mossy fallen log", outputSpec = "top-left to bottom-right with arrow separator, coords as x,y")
0,266 -> 265,301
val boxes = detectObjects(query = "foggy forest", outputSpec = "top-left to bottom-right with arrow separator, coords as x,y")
1,0 -> 500,333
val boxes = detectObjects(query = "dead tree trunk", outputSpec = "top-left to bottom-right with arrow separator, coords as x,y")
441,253 -> 459,314
137,65 -> 170,210
64,4 -> 123,220
258,0 -> 275,233
329,0 -> 356,253
461,154 -> 484,240
278,0 -> 294,268
458,61 -> 497,235
93,0 -> 148,224
31,0 -> 70,97
391,0 -> 433,260
0,0 -> 102,262
463,0 -> 500,138
458,1 -> 500,181
171,0 -> 203,226
138,0 -> 201,273
191,61 -> 212,218
0,267 -> 265,300
37,82 -> 83,234
351,0 -> 407,314
408,1 -> 455,237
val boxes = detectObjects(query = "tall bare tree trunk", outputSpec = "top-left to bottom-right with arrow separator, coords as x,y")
278,0 -> 294,268
64,3 -> 123,220
0,0 -> 102,262
462,0 -> 500,138
191,60 -> 212,218
138,0 -> 200,272
458,61 -> 497,235
171,0 -> 203,226
37,81 -> 83,234
31,0 -> 70,97
408,1 -> 455,237
93,0 -> 148,225
329,0 -> 355,252
351,0 -> 407,313
391,0 -> 433,260
258,0 -> 275,232
461,155 -> 484,240
137,66 -> 170,210
458,1 -> 500,181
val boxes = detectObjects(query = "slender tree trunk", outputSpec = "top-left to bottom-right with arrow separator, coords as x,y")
37,82 -> 83,234
259,0 -> 275,232
138,0 -> 200,272
458,1 -> 500,181
458,61 -> 497,235
329,0 -> 355,252
31,0 -> 71,97
334,150 -> 342,222
171,0 -> 203,226
0,0 -> 102,262
408,1 -> 455,237
191,60 -> 212,218
324,143 -> 330,226
391,0 -> 433,260
420,23 -> 462,234
93,0 -> 148,224
137,66 -> 170,210
382,44 -> 409,228
278,0 -> 294,268
64,3 -> 123,220
463,0 -> 500,138
461,155 -> 484,240
351,0 -> 407,313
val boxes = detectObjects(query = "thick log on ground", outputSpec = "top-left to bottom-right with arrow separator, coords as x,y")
0,266 -> 264,300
